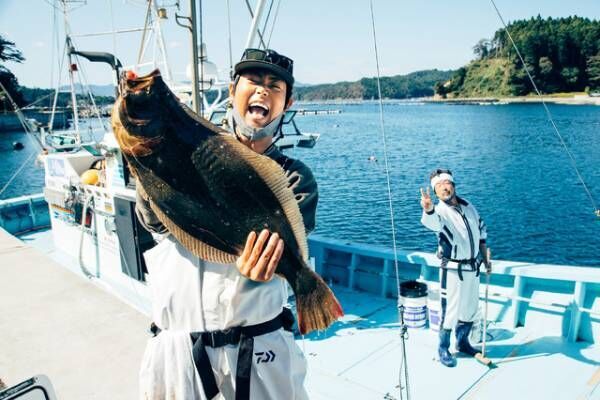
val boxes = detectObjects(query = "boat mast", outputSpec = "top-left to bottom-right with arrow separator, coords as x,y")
188,0 -> 201,115
65,36 -> 80,145
60,0 -> 81,146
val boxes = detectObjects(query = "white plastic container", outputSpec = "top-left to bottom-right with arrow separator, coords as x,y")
399,281 -> 428,329
427,282 -> 441,332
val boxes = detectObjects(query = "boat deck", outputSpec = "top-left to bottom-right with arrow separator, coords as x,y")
302,286 -> 600,400
2,227 -> 599,399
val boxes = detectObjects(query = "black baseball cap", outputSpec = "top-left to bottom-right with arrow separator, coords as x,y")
234,48 -> 294,88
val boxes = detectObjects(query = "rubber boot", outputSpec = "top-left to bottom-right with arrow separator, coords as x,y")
456,321 -> 479,356
438,329 -> 456,367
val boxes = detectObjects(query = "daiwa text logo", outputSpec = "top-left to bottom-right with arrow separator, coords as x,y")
255,350 -> 276,363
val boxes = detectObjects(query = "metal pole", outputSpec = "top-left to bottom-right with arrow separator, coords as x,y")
482,248 -> 492,357
244,0 -> 267,49
189,0 -> 201,114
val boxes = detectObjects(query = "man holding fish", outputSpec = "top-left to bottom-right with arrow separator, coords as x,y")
117,49 -> 342,399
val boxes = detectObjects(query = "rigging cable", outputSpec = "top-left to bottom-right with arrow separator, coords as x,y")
266,0 -> 281,48
0,82 -> 42,197
136,0 -> 153,66
0,151 -> 39,199
261,0 -> 275,46
108,0 -> 118,68
489,0 -> 599,217
368,1 -> 410,399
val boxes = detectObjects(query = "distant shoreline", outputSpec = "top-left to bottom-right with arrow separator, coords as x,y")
295,94 -> 600,106
425,94 -> 600,106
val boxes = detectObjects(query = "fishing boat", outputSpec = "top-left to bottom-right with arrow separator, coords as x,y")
1,1 -> 599,400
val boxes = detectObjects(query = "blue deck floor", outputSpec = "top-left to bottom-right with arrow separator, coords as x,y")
17,229 -> 600,400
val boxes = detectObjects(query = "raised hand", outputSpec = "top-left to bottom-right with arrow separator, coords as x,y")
236,229 -> 285,282
420,187 -> 434,212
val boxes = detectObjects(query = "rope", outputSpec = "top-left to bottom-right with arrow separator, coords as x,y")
136,0 -> 153,66
266,0 -> 281,48
489,0 -> 599,216
71,52 -> 108,140
261,0 -> 275,46
0,150 -> 38,198
368,1 -> 410,399
22,92 -> 55,109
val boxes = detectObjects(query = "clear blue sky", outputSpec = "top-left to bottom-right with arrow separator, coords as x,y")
1,0 -> 599,88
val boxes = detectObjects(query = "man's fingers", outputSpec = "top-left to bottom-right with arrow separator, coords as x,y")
420,187 -> 425,197
240,231 -> 257,261
265,239 -> 284,280
260,232 -> 280,266
247,229 -> 270,268
426,187 -> 430,197
245,231 -> 283,281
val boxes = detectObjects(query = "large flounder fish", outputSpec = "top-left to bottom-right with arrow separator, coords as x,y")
112,70 -> 343,334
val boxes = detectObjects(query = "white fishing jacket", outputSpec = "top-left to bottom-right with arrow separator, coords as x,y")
421,196 -> 487,267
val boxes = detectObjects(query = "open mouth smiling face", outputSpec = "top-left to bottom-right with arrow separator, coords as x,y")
230,72 -> 288,129
246,102 -> 271,126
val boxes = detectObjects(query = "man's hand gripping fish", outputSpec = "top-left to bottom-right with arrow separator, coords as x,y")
112,70 -> 343,334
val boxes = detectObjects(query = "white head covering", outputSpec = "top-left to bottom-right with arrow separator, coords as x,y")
431,172 -> 454,189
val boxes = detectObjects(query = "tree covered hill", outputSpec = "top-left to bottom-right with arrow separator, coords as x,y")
437,16 -> 600,98
294,69 -> 454,101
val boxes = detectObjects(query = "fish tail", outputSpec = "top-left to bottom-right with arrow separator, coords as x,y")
293,267 -> 343,334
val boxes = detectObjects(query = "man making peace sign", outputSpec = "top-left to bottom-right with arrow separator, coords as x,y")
420,169 -> 491,368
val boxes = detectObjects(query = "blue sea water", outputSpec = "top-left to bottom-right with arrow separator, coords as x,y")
1,102 -> 599,266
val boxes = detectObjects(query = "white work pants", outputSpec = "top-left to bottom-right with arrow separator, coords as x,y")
439,267 -> 479,330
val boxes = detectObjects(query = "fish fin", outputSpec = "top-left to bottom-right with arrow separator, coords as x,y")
149,199 -> 238,264
293,267 -> 344,334
224,136 -> 309,261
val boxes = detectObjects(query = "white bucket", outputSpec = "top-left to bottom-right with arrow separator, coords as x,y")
427,298 -> 441,332
400,296 -> 428,329
427,282 -> 441,332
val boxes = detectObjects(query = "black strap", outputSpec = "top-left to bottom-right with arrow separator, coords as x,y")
191,333 -> 220,399
235,333 -> 253,400
150,309 -> 294,400
444,258 -> 481,281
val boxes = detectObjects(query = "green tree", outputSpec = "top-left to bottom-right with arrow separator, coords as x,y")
561,67 -> 580,89
538,57 -> 553,77
473,39 -> 491,60
0,35 -> 25,110
586,54 -> 600,89
0,37 -> 25,64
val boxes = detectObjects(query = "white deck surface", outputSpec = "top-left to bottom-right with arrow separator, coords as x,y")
2,227 -> 600,399
0,228 -> 149,399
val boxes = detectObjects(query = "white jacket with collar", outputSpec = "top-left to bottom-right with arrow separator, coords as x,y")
421,196 -> 487,265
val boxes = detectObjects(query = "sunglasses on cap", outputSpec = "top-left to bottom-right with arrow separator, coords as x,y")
240,48 -> 293,74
